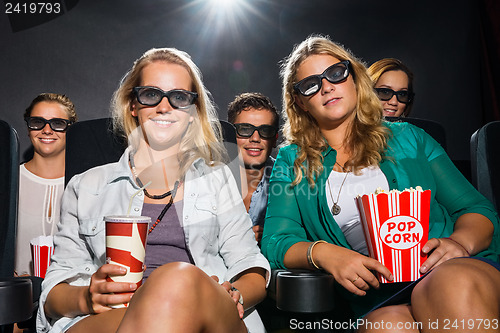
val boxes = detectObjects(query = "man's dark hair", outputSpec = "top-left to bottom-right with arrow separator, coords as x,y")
227,92 -> 279,129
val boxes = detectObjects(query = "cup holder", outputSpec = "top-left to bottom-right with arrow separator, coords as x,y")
275,269 -> 336,313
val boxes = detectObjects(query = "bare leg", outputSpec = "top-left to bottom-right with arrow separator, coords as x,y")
67,308 -> 127,333
357,304 -> 420,333
67,262 -> 246,333
357,258 -> 500,333
116,262 -> 247,333
412,258 -> 500,333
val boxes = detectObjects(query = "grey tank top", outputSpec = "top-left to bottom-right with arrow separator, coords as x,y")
142,200 -> 194,280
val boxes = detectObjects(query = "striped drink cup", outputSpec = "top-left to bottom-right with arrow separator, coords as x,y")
105,215 -> 150,307
356,188 -> 431,283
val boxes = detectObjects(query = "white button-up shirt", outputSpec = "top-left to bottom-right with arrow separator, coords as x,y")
37,148 -> 270,332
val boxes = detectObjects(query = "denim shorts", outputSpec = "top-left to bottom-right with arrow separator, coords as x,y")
370,256 -> 500,311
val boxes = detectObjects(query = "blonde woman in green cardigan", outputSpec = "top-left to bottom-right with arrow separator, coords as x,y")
262,35 -> 500,332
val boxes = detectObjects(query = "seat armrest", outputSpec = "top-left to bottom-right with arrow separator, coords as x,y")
270,269 -> 336,313
0,278 -> 33,325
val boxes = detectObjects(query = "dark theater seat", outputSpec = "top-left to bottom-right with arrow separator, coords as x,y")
471,121 -> 500,213
0,120 -> 34,332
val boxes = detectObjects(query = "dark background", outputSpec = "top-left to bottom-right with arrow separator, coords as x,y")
1,0 -> 499,164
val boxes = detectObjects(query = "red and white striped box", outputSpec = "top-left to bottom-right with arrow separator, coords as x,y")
30,235 -> 54,278
356,188 -> 431,283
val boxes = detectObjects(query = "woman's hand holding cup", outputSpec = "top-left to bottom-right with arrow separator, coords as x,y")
85,264 -> 137,314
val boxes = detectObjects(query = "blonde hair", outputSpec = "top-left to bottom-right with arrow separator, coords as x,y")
367,58 -> 414,117
280,35 -> 390,186
24,93 -> 77,123
110,47 -> 225,177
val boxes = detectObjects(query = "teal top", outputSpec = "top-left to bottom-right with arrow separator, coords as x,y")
261,121 -> 500,315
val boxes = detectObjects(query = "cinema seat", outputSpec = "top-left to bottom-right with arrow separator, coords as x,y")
470,121 -> 500,213
0,120 -> 33,332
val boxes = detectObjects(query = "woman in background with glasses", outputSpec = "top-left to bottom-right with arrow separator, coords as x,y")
261,35 -> 500,332
368,58 -> 414,118
15,93 -> 77,278
38,47 -> 269,333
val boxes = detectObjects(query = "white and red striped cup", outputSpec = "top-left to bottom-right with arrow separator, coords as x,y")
356,189 -> 431,283
105,215 -> 150,308
30,235 -> 54,278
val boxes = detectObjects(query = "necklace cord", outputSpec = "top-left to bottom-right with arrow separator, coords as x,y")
128,152 -> 182,233
130,152 -> 175,199
148,180 -> 180,234
327,162 -> 350,216
127,180 -> 152,216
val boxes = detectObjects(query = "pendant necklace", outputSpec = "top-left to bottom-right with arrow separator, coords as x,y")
327,162 -> 350,216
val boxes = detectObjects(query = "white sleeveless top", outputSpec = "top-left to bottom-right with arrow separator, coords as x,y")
15,164 -> 64,275
326,166 -> 389,255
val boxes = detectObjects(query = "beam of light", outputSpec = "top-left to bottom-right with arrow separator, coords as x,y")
169,0 -> 279,92
202,0 -> 255,38
182,0 -> 277,49
209,0 -> 241,10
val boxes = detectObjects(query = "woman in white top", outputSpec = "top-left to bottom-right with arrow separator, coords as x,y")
15,93 -> 77,276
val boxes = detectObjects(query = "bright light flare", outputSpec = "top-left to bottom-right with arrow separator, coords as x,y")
176,0 -> 277,66
186,0 -> 269,42
209,0 -> 240,8
206,0 -> 253,25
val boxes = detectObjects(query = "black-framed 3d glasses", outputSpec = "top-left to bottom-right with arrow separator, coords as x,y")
234,123 -> 278,139
25,116 -> 73,132
293,60 -> 351,97
374,88 -> 414,104
133,86 -> 198,109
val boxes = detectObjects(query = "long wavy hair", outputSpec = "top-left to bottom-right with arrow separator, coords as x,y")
280,35 -> 390,186
110,47 -> 225,178
367,58 -> 414,117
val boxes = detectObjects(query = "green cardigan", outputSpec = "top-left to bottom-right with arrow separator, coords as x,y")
261,121 -> 499,315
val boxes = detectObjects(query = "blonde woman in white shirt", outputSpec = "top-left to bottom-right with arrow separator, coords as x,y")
38,48 -> 269,333
15,93 -> 77,276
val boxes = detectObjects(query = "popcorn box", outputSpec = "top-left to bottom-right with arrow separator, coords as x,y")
356,188 -> 431,283
30,235 -> 54,278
